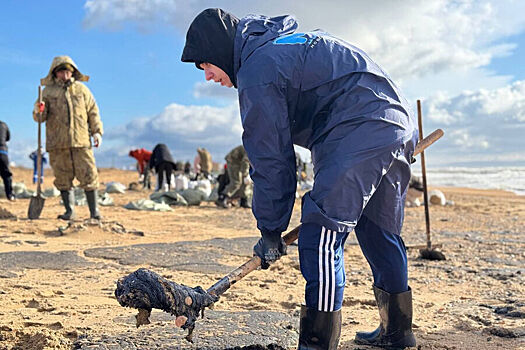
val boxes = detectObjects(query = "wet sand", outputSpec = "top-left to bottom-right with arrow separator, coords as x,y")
0,167 -> 523,349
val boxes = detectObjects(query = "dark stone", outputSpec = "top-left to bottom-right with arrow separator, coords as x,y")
0,270 -> 17,278
84,237 -> 262,274
0,250 -> 93,271
486,326 -> 525,338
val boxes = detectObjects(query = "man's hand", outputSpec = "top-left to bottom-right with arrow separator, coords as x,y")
93,133 -> 102,148
253,231 -> 287,269
33,102 -> 45,118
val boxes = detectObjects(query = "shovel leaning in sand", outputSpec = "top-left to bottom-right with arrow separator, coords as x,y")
28,86 -> 46,220
115,128 -> 444,342
416,100 -> 446,261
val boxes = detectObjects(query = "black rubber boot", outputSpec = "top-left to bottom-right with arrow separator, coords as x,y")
85,190 -> 101,220
298,305 -> 341,350
58,190 -> 75,220
215,194 -> 230,209
5,176 -> 14,200
354,286 -> 416,349
240,197 -> 251,209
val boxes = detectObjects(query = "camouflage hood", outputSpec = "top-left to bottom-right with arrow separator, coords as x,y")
40,56 -> 89,86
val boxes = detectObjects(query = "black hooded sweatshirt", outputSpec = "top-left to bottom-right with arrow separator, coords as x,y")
148,144 -> 176,170
181,8 -> 239,87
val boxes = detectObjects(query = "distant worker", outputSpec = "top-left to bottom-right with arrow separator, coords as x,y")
148,144 -> 176,191
129,148 -> 152,187
0,120 -> 14,201
196,147 -> 213,178
29,148 -> 48,184
216,145 -> 251,209
33,56 -> 103,220
184,161 -> 191,175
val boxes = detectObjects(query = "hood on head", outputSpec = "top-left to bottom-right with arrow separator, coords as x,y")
41,56 -> 89,86
233,14 -> 297,79
181,8 -> 239,87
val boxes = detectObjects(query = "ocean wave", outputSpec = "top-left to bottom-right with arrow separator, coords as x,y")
412,166 -> 525,195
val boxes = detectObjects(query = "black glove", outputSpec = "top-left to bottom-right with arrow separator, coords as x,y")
253,231 -> 287,269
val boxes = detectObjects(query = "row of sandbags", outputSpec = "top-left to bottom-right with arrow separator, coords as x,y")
0,182 -> 59,199
124,187 -> 217,212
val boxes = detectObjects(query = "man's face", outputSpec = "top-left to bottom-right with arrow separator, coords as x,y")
55,69 -> 73,82
200,63 -> 233,88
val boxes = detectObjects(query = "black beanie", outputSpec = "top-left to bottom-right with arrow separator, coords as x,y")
181,8 -> 239,87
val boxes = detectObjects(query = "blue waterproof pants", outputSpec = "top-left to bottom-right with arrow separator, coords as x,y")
32,162 -> 44,184
298,135 -> 414,312
298,218 -> 408,312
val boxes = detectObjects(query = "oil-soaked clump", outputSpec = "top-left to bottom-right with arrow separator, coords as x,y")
115,268 -> 218,342
218,345 -> 287,350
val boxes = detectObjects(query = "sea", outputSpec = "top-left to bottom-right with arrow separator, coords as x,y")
412,166 -> 525,196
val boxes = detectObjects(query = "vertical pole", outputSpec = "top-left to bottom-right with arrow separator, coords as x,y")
37,86 -> 43,196
417,100 -> 432,250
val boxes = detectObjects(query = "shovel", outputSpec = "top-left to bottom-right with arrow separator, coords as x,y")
28,86 -> 46,220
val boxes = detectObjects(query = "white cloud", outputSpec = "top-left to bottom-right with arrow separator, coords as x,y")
79,0 -> 525,167
193,81 -> 238,101
83,0 -> 525,80
423,79 -> 525,164
104,101 -> 243,163
83,0 -> 180,31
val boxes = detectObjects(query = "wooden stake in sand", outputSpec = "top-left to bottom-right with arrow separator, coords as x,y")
416,100 -> 446,261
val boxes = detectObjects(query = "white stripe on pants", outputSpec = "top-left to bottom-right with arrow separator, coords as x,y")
318,227 -> 336,312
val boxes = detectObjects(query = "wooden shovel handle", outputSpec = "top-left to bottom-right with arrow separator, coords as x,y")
207,128 -> 444,298
36,86 -> 43,196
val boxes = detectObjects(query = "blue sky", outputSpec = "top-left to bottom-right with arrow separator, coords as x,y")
1,0 -> 524,169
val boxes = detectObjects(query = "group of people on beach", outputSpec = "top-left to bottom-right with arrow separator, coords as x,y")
3,7 -> 422,349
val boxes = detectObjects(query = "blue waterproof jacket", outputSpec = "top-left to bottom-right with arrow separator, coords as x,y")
233,15 -> 417,236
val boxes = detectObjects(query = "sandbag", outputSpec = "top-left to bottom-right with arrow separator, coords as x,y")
429,189 -> 446,206
175,174 -> 189,191
105,181 -> 127,194
124,199 -> 173,212
0,182 -> 35,199
180,188 -> 207,206
150,191 -> 188,206
43,187 -> 61,198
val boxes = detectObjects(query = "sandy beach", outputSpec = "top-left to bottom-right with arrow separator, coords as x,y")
0,167 -> 523,350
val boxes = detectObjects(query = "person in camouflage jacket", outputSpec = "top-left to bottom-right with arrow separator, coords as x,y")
33,56 -> 103,220
216,145 -> 251,209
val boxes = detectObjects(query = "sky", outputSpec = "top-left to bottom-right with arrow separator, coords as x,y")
1,0 -> 524,169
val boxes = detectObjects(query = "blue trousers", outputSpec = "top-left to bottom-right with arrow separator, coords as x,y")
298,216 -> 408,312
33,166 -> 44,183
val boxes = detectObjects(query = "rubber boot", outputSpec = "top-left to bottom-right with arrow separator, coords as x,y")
58,190 -> 75,220
85,190 -> 101,220
240,197 -> 251,209
215,194 -> 230,209
5,176 -> 14,201
354,286 -> 416,349
298,305 -> 341,350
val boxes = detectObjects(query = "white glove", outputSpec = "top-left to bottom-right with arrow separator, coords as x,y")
93,133 -> 102,148
244,175 -> 253,185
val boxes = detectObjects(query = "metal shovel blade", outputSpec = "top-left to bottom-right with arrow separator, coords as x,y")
28,195 -> 45,220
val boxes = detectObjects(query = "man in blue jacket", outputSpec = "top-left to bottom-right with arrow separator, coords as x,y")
182,8 -> 418,349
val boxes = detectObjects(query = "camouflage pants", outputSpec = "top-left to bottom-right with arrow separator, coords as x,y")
222,162 -> 250,199
49,148 -> 99,191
